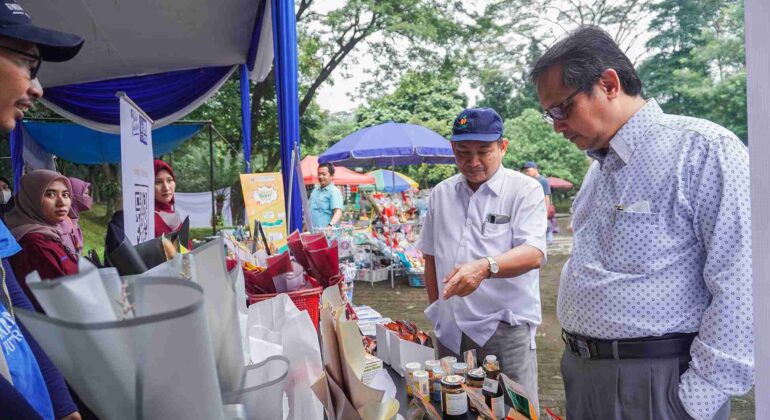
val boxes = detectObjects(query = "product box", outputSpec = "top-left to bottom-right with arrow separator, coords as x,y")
375,323 -> 435,376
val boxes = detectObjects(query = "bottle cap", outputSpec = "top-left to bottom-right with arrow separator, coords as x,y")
485,355 -> 497,363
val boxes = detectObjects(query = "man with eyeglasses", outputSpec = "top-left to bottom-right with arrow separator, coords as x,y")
0,2 -> 85,419
531,25 -> 752,420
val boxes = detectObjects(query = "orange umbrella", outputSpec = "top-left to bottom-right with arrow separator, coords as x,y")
300,155 -> 376,186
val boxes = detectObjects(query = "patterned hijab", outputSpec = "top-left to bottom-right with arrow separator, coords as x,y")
67,177 -> 92,220
5,170 -> 72,241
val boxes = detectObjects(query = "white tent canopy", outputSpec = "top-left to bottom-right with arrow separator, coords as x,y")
27,0 -> 274,87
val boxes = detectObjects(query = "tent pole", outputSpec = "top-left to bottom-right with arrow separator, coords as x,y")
209,122 -> 216,235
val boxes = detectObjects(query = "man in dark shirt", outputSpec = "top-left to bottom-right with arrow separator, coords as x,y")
0,1 -> 84,418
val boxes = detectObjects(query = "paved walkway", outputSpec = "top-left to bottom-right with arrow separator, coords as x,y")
354,216 -> 755,418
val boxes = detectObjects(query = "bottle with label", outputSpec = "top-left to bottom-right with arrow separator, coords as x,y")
441,375 -> 468,419
404,362 -> 421,398
482,355 -> 505,419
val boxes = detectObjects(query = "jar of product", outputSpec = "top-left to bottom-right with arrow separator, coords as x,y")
441,375 -> 468,419
452,362 -> 468,376
404,362 -> 422,398
412,370 -> 430,402
482,355 -> 504,419
431,367 -> 444,402
424,360 -> 440,379
442,355 -> 457,365
466,367 -> 485,414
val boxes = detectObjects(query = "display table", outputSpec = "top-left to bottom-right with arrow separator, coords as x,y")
387,366 -> 507,419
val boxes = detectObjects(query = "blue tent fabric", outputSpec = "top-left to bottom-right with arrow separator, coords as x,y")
273,0 -> 303,233
42,67 -> 233,126
21,121 -> 203,165
10,125 -> 23,191
239,65 -> 252,173
318,122 -> 455,167
247,0 -> 269,71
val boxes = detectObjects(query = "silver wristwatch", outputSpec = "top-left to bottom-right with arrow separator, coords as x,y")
485,256 -> 499,278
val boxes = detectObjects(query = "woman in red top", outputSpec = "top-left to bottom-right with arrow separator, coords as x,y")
6,170 -> 79,311
153,159 -> 182,237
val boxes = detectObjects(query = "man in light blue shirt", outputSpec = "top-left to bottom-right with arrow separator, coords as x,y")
532,25 -> 752,420
309,162 -> 344,231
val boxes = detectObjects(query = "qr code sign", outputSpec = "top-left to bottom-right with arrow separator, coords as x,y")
134,184 -> 150,243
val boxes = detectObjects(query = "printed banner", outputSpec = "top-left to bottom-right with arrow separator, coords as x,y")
119,94 -> 154,245
240,172 -> 288,249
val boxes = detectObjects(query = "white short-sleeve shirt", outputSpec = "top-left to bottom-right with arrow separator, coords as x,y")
418,165 -> 547,354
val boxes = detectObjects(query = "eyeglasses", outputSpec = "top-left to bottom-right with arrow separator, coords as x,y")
542,87 -> 583,124
0,45 -> 42,79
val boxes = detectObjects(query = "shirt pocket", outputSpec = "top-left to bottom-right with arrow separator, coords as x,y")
482,221 -> 512,244
601,210 -> 661,274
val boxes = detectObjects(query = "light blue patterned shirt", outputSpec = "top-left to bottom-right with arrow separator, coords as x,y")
558,100 -> 753,420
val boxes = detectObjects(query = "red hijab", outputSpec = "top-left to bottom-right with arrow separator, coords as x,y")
154,159 -> 176,213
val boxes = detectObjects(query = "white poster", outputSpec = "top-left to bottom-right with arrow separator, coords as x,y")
119,93 -> 154,245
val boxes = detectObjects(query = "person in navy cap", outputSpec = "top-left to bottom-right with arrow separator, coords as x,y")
417,107 -> 547,417
0,1 -> 84,418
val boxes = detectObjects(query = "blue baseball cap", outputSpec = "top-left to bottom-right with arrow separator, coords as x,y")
0,1 -> 84,62
451,107 -> 504,142
522,161 -> 538,169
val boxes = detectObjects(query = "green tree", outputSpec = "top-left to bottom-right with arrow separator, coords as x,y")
638,0 -> 746,141
503,109 -> 590,188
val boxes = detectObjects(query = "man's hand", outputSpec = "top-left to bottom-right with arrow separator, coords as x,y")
61,412 -> 82,420
442,259 -> 489,299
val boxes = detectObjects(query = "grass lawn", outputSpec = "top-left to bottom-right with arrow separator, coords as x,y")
79,202 -> 111,258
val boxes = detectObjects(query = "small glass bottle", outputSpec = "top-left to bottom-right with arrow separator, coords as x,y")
412,370 -> 430,402
431,367 -> 444,402
482,355 -> 504,419
465,367 -> 485,414
452,362 -> 468,376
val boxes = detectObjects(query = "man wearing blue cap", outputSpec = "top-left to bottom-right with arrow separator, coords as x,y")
0,1 -> 84,418
418,107 -> 547,416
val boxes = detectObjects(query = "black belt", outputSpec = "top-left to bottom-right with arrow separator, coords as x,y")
562,330 -> 697,360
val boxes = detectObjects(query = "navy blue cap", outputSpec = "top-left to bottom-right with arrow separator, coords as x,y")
0,1 -> 84,62
451,107 -> 504,142
522,161 -> 538,169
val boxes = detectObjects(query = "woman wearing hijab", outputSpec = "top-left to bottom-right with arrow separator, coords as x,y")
104,160 -> 183,258
152,159 -> 182,237
58,178 -> 92,255
5,170 -> 79,309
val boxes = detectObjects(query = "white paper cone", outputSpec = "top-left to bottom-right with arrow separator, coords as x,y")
17,278 -> 224,420
27,259 -> 119,322
190,238 -> 246,393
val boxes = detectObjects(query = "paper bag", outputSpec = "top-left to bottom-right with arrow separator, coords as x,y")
223,355 -> 290,420
247,294 -> 324,420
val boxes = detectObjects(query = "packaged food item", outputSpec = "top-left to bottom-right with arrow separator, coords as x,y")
441,375 -> 468,419
452,362 -> 469,376
466,367 -> 486,414
482,354 -> 505,419
362,353 -> 383,385
412,370 -> 430,402
431,367 -> 444,402
404,362 -> 422,397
